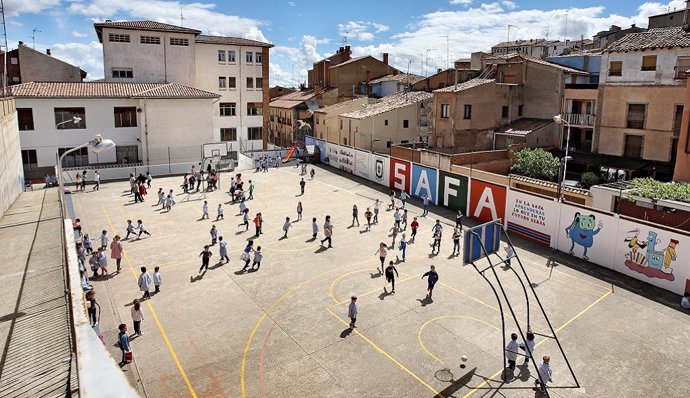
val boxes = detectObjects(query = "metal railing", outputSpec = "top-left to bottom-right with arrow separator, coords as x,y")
564,113 -> 595,126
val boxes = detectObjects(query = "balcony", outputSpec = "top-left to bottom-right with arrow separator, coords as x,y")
564,113 -> 595,126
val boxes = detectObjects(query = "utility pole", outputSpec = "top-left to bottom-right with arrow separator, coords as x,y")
29,28 -> 40,49
564,11 -> 569,42
425,49 -> 435,77
438,35 -> 449,70
180,7 -> 185,27
507,25 -> 516,53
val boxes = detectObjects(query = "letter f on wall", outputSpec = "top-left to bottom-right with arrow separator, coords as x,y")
444,177 -> 459,206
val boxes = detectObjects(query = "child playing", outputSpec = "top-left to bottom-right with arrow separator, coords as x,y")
125,220 -> 136,240
97,247 -> 109,275
137,220 -> 151,237
219,236 -> 230,263
83,234 -> 93,254
216,204 -> 224,220
210,225 -> 218,245
311,217 -> 318,239
198,245 -> 212,273
297,202 -> 303,221
99,230 -> 109,250
157,188 -> 164,206
153,266 -> 162,293
282,217 -> 293,238
252,246 -> 263,270
202,201 -> 209,219
364,208 -> 373,231
238,209 -> 249,231
310,168 -> 315,180
164,192 -> 175,211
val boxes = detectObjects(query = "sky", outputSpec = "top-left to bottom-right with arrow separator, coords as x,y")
2,0 -> 687,86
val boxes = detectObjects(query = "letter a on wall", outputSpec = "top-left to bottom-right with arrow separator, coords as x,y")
469,179 -> 506,223
389,158 -> 411,193
411,164 -> 438,203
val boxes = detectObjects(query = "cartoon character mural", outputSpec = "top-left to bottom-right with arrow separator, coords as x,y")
623,229 -> 677,281
564,212 -> 603,261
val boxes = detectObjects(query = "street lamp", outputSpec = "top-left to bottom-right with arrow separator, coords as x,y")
553,114 -> 571,200
56,116 -> 83,129
57,134 -> 115,208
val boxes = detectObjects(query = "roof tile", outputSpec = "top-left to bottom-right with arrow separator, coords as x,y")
605,27 -> 690,52
10,82 -> 219,99
195,35 -> 273,48
94,20 -> 201,34
340,91 -> 432,119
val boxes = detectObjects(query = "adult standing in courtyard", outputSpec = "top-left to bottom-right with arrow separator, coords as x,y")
110,235 -> 123,273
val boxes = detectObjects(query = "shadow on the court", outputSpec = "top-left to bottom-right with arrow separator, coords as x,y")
433,367 -> 476,397
417,295 -> 433,306
339,328 -> 353,338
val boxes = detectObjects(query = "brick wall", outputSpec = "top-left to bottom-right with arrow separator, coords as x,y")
619,199 -> 690,233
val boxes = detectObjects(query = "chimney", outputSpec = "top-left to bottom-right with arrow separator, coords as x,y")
382,52 -> 389,65
631,24 -> 636,29
105,19 -> 112,23
46,49 -> 51,56
314,83 -> 321,96
18,40 -> 23,46
365,70 -> 371,95
343,45 -> 351,62
437,68 -> 442,74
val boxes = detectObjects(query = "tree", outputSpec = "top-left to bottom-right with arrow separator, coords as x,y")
580,172 -> 600,189
511,148 -> 560,181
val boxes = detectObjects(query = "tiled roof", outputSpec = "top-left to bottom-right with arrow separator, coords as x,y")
314,97 -> 375,114
10,82 -> 220,99
495,118 -> 553,136
340,91 -> 432,119
329,56 -> 369,69
269,99 -> 304,109
605,27 -> 690,52
523,55 -> 589,75
493,39 -> 550,48
195,35 -> 273,48
94,20 -> 201,34
434,78 -> 495,93
510,174 -> 591,195
274,90 -> 317,101
369,73 -> 424,85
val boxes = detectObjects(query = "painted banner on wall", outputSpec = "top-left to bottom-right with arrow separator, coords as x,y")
326,143 -> 355,173
505,190 -> 556,246
305,136 -> 327,163
411,164 -> 438,204
354,150 -> 371,180
389,158 -> 411,193
556,203 -> 617,269
370,154 -> 390,187
438,171 -> 469,213
469,179 -> 506,224
614,219 -> 688,294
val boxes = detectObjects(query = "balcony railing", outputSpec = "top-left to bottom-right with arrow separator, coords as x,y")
564,113 -> 595,126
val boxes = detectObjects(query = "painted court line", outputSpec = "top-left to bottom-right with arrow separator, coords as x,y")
103,207 -> 198,398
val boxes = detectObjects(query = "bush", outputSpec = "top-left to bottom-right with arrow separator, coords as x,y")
627,178 -> 690,204
580,172 -> 600,189
511,148 -> 560,181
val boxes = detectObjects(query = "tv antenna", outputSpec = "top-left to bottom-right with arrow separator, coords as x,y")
342,30 -> 349,47
180,7 -> 185,27
29,28 -> 41,49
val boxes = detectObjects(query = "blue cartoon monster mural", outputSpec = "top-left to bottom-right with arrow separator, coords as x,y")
565,212 -> 603,261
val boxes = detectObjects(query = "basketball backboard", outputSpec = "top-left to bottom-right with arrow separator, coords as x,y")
463,219 -> 502,265
203,142 -> 229,159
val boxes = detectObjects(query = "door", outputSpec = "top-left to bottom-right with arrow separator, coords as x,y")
624,135 -> 643,159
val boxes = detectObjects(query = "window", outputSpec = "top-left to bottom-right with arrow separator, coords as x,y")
626,104 -> 647,129
140,36 -> 160,44
116,145 -> 139,164
228,50 -> 236,63
17,108 -> 34,131
463,104 -> 472,119
228,77 -> 236,89
248,127 -> 263,140
403,120 -> 409,128
673,105 -> 684,136
420,115 -> 429,126
502,106 -> 509,118
255,77 -> 263,89
54,108 -> 86,129
340,119 -> 343,129
170,37 -> 189,46
675,56 -> 690,78
518,105 -> 524,116
441,104 -> 450,118
315,115 -> 320,124
246,77 -> 254,89
247,102 -> 263,116
218,50 -> 226,63
641,55 -> 657,71
10,57 -> 17,65
108,33 -> 130,43
384,120 -> 388,126
219,102 -> 236,117
246,52 -> 253,63
221,128 -> 237,141
112,68 -> 133,79
219,76 -> 227,89
609,61 -> 622,76
21,150 -> 37,172
114,107 -> 137,128
58,147 -> 88,167
255,52 -> 262,63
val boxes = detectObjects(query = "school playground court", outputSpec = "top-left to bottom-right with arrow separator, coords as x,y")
71,163 -> 690,398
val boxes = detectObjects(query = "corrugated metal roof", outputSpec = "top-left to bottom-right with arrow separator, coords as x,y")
495,118 -> 553,136
10,82 -> 220,99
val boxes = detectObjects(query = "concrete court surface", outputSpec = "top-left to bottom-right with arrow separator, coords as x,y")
69,163 -> 690,398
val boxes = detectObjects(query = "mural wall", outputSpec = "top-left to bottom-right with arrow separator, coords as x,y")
303,137 -> 690,295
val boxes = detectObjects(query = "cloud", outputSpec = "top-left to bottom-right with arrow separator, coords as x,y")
449,0 -> 473,5
2,0 -> 60,16
72,31 -> 90,38
50,41 -> 104,80
502,1 -> 517,10
270,35 -> 329,87
338,20 -> 390,42
66,0 -> 269,42
288,1 -> 295,6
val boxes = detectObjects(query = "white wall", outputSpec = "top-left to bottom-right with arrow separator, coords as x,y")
194,43 -> 265,143
601,48 -> 690,85
16,98 -> 142,168
0,99 -> 23,216
102,28 -> 196,86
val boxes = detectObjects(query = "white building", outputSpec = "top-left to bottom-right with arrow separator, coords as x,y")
11,81 -> 219,177
94,20 -> 272,150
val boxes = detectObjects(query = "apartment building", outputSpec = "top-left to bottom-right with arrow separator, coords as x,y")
338,91 -> 433,152
94,20 -> 272,150
596,27 -> 690,166
268,88 -> 339,147
12,81 -> 218,178
491,39 -> 553,58
313,97 -> 370,143
368,73 -> 423,97
412,68 -> 479,92
1,42 -> 86,85
432,54 -> 587,152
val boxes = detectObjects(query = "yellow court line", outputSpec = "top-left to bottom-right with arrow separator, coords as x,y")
324,307 -> 444,398
240,258 -> 375,398
460,290 -> 612,398
103,207 -> 198,398
418,315 -> 500,365
520,256 -> 612,294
